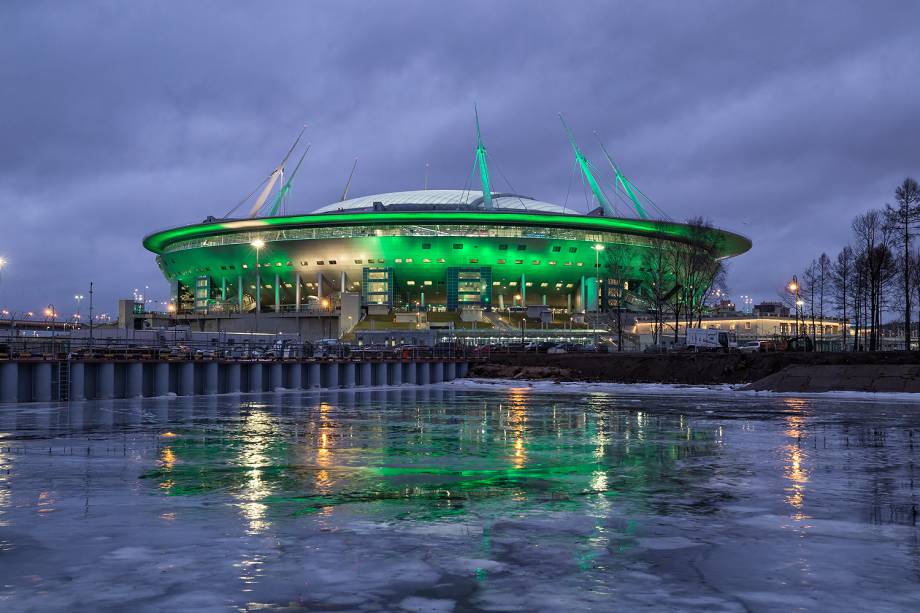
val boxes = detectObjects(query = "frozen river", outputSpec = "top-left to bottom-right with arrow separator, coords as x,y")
1,383 -> 920,611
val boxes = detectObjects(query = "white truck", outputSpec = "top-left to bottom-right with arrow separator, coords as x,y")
685,328 -> 737,352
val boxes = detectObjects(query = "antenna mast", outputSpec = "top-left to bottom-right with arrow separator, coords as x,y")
340,158 -> 358,201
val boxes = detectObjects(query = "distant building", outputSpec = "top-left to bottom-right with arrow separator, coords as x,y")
712,299 -> 737,316
753,301 -> 789,318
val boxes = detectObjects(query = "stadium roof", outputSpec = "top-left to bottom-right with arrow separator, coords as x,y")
312,190 -> 581,215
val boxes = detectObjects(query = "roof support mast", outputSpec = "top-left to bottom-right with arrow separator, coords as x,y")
248,125 -> 307,218
266,144 -> 310,217
595,135 -> 649,219
559,114 -> 616,217
475,105 -> 493,210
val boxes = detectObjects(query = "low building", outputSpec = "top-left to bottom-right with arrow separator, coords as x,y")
631,313 -> 849,350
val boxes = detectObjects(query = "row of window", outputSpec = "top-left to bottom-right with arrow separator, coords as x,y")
225,258 -> 590,268
162,223 -> 657,256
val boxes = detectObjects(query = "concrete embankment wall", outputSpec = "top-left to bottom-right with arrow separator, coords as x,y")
0,359 -> 472,403
471,352 -> 920,390
743,365 -> 920,393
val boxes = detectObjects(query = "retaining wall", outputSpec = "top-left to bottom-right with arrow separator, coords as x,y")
0,359 -> 472,403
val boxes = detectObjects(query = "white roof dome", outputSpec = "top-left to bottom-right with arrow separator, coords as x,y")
311,189 -> 582,216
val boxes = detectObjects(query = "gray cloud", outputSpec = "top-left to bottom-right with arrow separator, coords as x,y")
1,0 -> 919,313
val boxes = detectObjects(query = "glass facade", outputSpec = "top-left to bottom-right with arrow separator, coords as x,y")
161,224 -> 658,255
362,267 -> 394,307
446,267 -> 492,311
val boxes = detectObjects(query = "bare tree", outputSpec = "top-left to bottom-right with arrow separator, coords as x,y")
885,177 -> 920,350
853,210 -> 897,350
817,253 -> 831,346
803,260 -> 818,346
602,247 -> 630,351
639,233 -> 675,346
832,246 -> 853,349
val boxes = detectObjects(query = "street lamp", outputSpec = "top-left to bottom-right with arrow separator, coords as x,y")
251,239 -> 265,329
788,276 -> 800,335
74,294 -> 84,322
45,304 -> 56,338
0,257 -> 6,306
592,244 -> 605,344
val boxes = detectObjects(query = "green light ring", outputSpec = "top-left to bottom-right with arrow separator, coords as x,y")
144,211 -> 751,259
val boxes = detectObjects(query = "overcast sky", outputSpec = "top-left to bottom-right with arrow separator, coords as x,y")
2,1 -> 919,316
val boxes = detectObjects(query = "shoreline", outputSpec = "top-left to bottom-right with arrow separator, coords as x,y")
451,377 -> 920,403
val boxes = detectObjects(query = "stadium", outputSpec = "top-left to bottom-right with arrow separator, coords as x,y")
143,120 -> 751,334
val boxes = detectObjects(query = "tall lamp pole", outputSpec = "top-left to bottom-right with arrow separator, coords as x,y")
788,276 -> 800,336
74,294 -> 84,323
592,244 -> 605,345
251,239 -> 265,330
88,282 -> 94,349
0,258 -> 6,308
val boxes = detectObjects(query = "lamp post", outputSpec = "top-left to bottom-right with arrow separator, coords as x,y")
592,244 -> 605,345
45,304 -> 56,339
251,239 -> 265,330
0,257 -> 6,308
788,276 -> 800,336
74,294 -> 84,322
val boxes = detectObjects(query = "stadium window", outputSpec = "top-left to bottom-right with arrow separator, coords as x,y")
405,258 -> 413,263
568,247 -> 578,253
499,244 -> 508,251
548,261 -> 556,265
566,283 -> 574,288
497,259 -> 506,264
469,258 -> 479,264
492,281 -> 501,286
422,243 -> 431,249
576,262 -> 584,267
423,258 -> 431,263
242,264 -> 249,269
509,281 -> 518,287
220,265 -> 227,270
453,243 -> 463,249
300,260 -> 309,266
316,261 -> 324,265
229,265 -> 236,270
525,282 -> 533,287
424,280 -> 433,286
540,282 -> 548,287
328,260 -> 337,265
285,261 -> 292,266
437,258 -> 446,263
274,262 -> 281,267
552,246 -> 561,252
514,259 -> 524,264
564,262 -> 572,266
378,259 -> 385,263
356,259 -> 364,264
407,281 -> 416,286
531,260 -> 540,265
517,244 -> 526,251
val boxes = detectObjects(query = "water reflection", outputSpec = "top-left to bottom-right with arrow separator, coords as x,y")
783,402 -> 811,521
116,389 -> 732,524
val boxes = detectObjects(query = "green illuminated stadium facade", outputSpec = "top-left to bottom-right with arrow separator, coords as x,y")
143,189 -> 751,316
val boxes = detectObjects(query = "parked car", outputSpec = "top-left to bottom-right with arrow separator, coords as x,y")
738,340 -> 763,353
